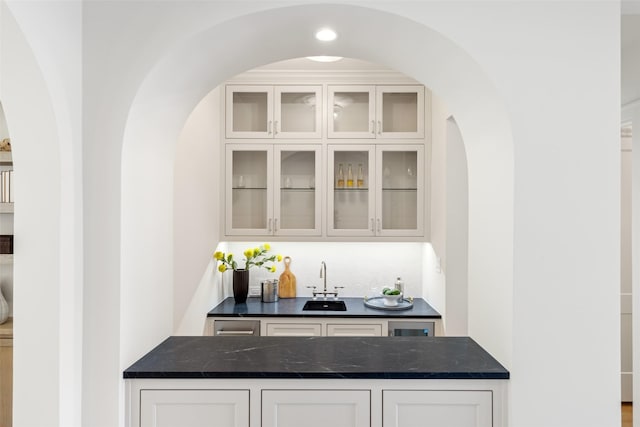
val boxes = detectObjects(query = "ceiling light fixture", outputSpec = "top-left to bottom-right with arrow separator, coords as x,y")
315,28 -> 337,42
306,56 -> 343,63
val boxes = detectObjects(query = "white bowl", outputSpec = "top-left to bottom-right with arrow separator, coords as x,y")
383,293 -> 403,307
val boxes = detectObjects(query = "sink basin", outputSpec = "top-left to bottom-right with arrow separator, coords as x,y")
302,300 -> 347,311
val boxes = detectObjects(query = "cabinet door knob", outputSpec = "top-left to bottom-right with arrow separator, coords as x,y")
377,120 -> 382,135
370,120 -> 375,134
274,218 -> 278,232
268,120 -> 273,135
268,218 -> 272,232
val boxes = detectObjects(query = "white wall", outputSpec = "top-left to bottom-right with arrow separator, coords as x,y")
173,87 -> 223,331
0,2 -> 621,427
0,2 -> 74,426
629,105 -> 640,427
118,3 -> 618,427
445,117 -> 469,336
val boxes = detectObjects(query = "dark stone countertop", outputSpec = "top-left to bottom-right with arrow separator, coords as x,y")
207,297 -> 441,318
123,336 -> 508,380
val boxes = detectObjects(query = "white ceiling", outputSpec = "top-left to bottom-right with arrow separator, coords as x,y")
258,15 -> 640,113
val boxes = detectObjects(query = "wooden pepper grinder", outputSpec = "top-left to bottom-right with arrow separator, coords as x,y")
278,256 -> 296,298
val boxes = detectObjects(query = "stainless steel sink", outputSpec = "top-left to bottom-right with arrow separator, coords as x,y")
302,300 -> 347,311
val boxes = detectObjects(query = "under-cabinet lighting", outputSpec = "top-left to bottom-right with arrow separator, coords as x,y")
306,56 -> 343,62
315,28 -> 337,41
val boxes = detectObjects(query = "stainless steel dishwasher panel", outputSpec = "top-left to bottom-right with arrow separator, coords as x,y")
213,320 -> 260,336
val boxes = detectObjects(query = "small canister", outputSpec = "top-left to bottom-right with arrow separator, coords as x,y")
261,279 -> 279,303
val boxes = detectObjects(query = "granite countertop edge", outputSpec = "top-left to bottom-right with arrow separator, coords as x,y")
207,297 -> 442,318
123,336 -> 509,380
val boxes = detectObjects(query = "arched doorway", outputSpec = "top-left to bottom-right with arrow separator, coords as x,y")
118,0 -> 513,384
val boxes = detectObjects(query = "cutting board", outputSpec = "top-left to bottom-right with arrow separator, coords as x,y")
278,256 -> 296,298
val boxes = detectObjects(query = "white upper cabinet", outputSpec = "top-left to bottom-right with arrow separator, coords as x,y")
226,85 -> 322,139
225,144 -> 322,236
327,144 -> 424,237
328,85 -> 424,139
328,86 -> 376,139
376,86 -> 425,139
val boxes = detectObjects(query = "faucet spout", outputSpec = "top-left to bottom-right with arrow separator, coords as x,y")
320,261 -> 327,292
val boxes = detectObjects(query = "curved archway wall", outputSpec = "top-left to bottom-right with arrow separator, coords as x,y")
122,1 -> 513,422
101,2 -> 617,427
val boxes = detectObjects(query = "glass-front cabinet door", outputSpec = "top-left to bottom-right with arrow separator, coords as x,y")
376,86 -> 425,139
274,86 -> 322,139
274,145 -> 322,235
225,85 -> 274,139
328,86 -> 376,139
375,145 -> 424,236
225,145 -> 273,235
226,85 -> 322,139
327,145 -> 376,236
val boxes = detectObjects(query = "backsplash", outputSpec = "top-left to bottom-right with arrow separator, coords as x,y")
222,242 -> 426,298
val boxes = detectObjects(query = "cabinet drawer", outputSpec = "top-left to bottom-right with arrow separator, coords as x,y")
140,389 -> 249,427
262,390 -> 370,427
265,323 -> 322,336
383,390 -> 492,427
326,323 -> 383,336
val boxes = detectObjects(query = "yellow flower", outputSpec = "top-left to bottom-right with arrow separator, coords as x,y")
263,243 -> 271,251
218,264 -> 227,273
277,254 -> 283,262
253,247 -> 260,256
243,248 -> 254,258
213,251 -> 224,260
270,265 -> 276,273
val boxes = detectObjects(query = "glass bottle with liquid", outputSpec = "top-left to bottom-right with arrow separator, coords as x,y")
357,163 -> 364,188
337,163 -> 345,188
347,163 -> 354,188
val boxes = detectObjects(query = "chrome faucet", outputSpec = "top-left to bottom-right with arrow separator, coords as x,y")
307,261 -> 344,300
320,261 -> 327,292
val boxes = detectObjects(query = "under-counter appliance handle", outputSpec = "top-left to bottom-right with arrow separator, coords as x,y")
216,330 -> 255,336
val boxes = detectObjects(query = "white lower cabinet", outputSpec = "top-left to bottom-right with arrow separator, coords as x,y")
265,322 -> 322,336
127,380 -> 506,427
383,390 -> 493,427
262,390 -> 370,427
140,389 -> 249,427
327,323 -> 383,336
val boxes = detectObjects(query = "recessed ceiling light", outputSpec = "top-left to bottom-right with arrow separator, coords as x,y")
306,56 -> 343,63
315,28 -> 337,42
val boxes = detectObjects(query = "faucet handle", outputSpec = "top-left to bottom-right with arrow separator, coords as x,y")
306,285 -> 317,300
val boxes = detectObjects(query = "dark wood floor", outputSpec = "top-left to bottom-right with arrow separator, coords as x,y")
622,403 -> 632,427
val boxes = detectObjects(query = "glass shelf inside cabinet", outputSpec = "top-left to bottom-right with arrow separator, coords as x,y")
279,150 -> 317,231
381,150 -> 418,230
231,150 -> 269,230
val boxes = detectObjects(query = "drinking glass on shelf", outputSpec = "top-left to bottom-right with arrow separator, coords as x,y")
284,176 -> 292,188
238,175 -> 245,188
